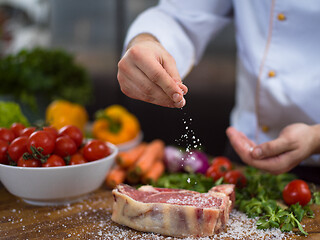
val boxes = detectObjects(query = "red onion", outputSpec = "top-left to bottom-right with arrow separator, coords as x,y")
183,150 -> 210,174
163,146 -> 184,173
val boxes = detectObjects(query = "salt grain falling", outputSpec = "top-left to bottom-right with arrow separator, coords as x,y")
174,108 -> 203,186
175,108 -> 203,154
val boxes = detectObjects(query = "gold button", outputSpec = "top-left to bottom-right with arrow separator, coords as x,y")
261,125 -> 270,133
277,13 -> 286,21
268,70 -> 276,78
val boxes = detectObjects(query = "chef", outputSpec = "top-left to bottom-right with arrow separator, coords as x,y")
117,0 -> 320,181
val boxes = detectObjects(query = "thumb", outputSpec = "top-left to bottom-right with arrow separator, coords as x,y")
251,137 -> 292,159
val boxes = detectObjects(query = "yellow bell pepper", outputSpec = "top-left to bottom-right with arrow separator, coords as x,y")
92,105 -> 140,145
46,100 -> 88,131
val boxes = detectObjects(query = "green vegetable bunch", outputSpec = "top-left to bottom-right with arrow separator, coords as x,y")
0,48 -> 93,111
154,172 -> 219,193
0,101 -> 29,128
236,167 -> 317,236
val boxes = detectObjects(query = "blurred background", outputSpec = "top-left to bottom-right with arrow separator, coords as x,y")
0,0 -> 236,156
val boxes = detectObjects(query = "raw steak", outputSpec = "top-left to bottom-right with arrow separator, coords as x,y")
111,184 -> 235,237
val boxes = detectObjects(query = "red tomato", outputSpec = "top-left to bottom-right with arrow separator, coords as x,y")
0,128 -> 15,143
206,156 -> 233,181
212,156 -> 233,170
20,127 -> 36,138
27,131 -> 55,155
0,140 -> 9,164
224,170 -> 247,188
8,136 -> 28,162
43,126 -> 58,141
70,153 -> 87,165
83,139 -> 110,162
206,165 -> 223,181
58,125 -> 83,148
54,135 -> 77,157
282,179 -> 311,206
17,156 -> 41,167
42,154 -> 66,167
10,123 -> 25,138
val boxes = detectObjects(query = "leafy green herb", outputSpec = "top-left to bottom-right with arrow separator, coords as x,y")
236,167 -> 315,235
153,172 -> 216,193
0,48 -> 93,111
311,191 -> 320,205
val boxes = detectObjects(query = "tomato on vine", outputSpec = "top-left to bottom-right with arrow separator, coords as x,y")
27,131 -> 55,156
17,156 -> 41,167
42,154 -> 66,167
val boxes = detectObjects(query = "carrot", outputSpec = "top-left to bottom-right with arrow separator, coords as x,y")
141,160 -> 165,184
116,143 -> 147,168
127,139 -> 165,183
105,165 -> 126,189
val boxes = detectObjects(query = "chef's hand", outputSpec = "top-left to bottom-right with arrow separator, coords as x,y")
226,124 -> 320,174
117,33 -> 188,108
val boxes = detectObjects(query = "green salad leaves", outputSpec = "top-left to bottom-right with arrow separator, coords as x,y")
0,101 -> 29,128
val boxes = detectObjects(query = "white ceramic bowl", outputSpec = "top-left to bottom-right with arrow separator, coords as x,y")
0,142 -> 118,206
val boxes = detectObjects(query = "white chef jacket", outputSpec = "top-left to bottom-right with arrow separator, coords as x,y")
124,0 -> 320,166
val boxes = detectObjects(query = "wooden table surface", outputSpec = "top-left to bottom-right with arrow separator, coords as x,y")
0,183 -> 319,240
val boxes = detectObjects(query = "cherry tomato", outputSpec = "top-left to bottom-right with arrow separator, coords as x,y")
17,156 -> 41,167
20,127 -> 36,138
8,136 -> 28,162
206,156 -> 233,181
54,135 -> 77,157
206,165 -> 223,181
42,154 -> 66,167
0,140 -> 9,164
43,126 -> 58,141
212,156 -> 233,170
0,128 -> 15,143
10,123 -> 25,138
83,139 -> 110,162
27,131 -> 55,155
58,125 -> 83,148
70,153 -> 87,165
224,170 -> 247,188
282,179 -> 311,206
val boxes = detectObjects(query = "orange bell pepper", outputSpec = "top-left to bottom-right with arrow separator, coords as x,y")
92,105 -> 140,145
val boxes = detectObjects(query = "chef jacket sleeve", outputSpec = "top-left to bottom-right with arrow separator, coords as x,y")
124,0 -> 233,79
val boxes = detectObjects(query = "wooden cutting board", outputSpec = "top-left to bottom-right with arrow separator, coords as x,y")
0,184 -> 319,240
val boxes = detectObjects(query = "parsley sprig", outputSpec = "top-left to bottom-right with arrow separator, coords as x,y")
236,167 -> 318,236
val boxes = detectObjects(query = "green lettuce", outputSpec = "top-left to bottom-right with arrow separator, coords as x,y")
0,101 -> 29,128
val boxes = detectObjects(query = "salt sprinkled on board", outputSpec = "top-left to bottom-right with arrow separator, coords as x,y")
87,209 -> 293,240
